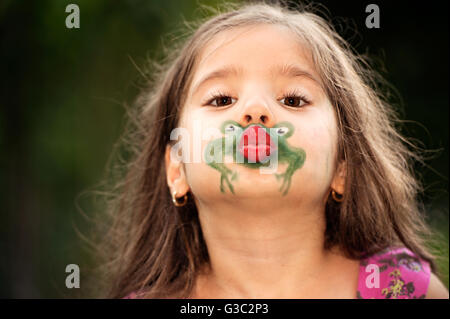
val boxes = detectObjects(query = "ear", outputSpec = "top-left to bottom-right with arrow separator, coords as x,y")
165,144 -> 190,197
330,160 -> 346,195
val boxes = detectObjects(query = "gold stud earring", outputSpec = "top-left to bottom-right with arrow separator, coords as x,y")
331,189 -> 344,203
172,190 -> 188,207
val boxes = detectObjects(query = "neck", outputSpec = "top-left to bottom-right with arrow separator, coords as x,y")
192,197 -> 337,298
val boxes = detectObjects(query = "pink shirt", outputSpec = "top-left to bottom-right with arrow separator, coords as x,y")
124,246 -> 431,299
358,246 -> 431,299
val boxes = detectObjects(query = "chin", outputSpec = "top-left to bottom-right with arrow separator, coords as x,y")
226,167 -> 287,197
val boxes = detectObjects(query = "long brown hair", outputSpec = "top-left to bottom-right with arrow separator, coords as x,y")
90,0 -> 439,298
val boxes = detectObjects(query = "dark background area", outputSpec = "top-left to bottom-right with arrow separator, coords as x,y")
0,0 -> 448,298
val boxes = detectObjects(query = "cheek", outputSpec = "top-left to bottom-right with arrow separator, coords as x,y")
184,162 -> 210,196
292,118 -> 337,189
178,119 -> 226,201
306,132 -> 333,175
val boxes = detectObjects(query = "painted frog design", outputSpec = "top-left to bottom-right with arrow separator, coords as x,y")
204,120 -> 306,195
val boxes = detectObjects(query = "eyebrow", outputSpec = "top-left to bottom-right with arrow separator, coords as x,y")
190,63 -> 321,95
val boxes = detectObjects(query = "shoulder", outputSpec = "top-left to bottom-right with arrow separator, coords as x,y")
357,246 -> 433,299
122,291 -> 147,299
122,291 -> 138,299
426,272 -> 449,299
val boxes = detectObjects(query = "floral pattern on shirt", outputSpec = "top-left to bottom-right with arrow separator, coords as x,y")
357,246 -> 431,299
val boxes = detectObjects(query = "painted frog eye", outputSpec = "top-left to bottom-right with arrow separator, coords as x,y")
276,127 -> 289,136
225,124 -> 237,133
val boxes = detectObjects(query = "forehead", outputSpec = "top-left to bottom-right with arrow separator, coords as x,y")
193,23 -> 317,80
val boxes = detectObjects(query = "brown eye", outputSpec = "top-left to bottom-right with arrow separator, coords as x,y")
211,95 -> 234,107
280,90 -> 310,108
204,91 -> 236,107
282,95 -> 307,108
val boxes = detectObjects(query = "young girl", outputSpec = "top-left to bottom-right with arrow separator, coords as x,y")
97,1 -> 448,299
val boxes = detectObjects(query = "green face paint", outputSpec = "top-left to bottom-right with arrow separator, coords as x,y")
203,120 -> 306,195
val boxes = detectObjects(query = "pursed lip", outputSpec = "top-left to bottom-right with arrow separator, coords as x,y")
238,125 -> 277,162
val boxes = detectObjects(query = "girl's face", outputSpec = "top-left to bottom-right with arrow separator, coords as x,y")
169,24 -> 345,208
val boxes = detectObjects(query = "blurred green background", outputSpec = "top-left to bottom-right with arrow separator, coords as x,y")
1,0 -> 448,298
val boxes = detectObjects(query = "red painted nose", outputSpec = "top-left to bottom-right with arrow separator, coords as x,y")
238,125 -> 276,162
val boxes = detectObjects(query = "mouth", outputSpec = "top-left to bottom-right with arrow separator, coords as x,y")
238,125 -> 277,163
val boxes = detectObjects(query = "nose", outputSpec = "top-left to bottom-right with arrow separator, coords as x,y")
238,96 -> 276,127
